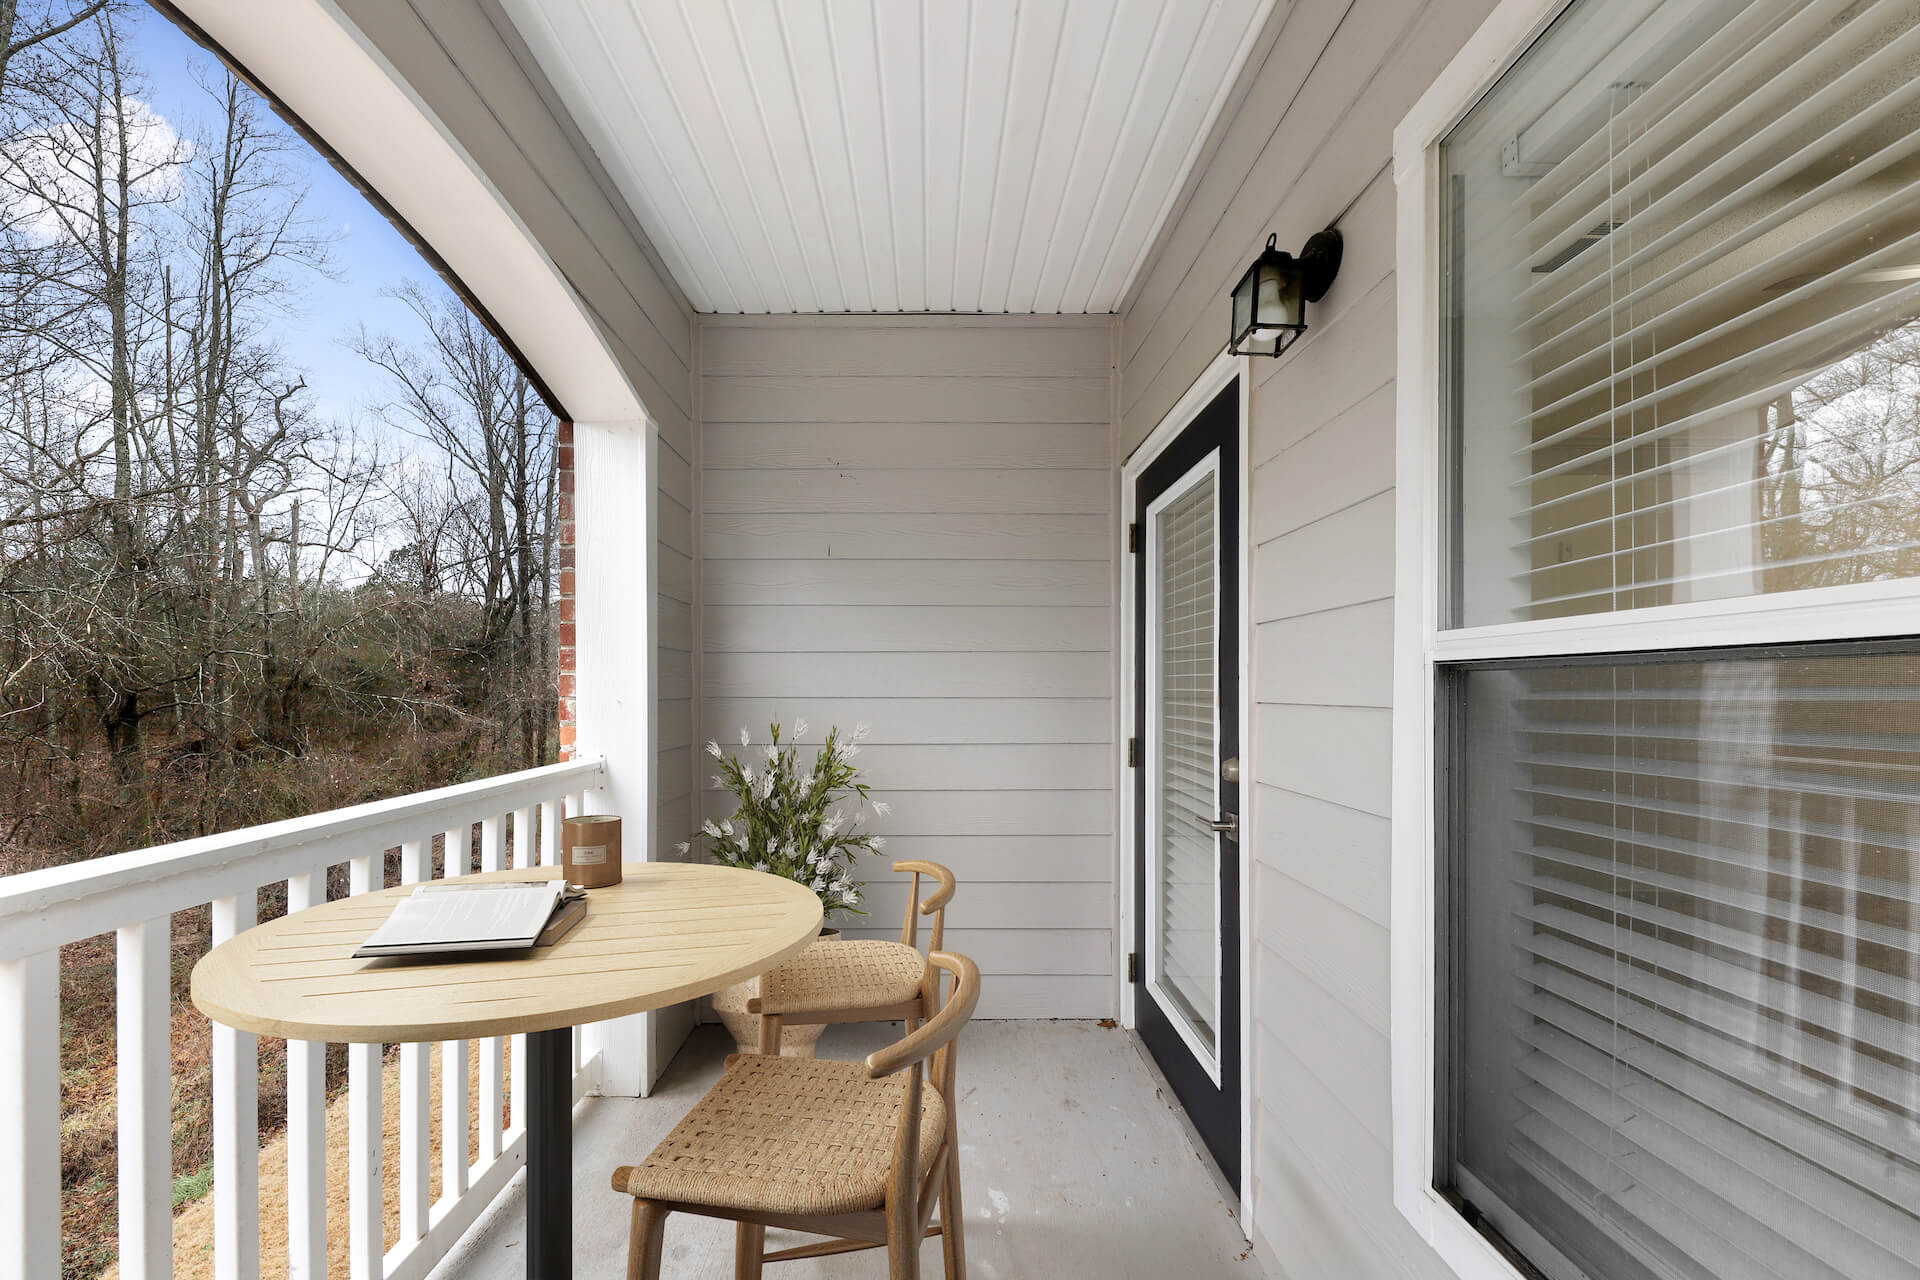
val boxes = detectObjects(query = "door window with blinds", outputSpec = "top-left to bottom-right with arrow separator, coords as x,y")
1146,451 -> 1221,1073
1431,3 -> 1920,1280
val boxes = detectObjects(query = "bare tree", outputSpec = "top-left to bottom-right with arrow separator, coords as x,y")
0,0 -> 107,97
354,281 -> 558,767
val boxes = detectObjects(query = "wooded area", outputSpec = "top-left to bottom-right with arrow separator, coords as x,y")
1,5 -> 559,1274
0,0 -> 558,876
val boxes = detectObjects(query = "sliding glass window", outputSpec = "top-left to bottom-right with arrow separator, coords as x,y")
1433,3 -> 1920,1278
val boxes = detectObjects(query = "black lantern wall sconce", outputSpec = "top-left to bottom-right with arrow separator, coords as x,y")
1228,228 -> 1343,358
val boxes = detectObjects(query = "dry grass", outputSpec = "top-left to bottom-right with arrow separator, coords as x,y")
103,1042 -> 507,1280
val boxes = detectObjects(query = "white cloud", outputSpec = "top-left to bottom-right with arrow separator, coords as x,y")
3,95 -> 190,244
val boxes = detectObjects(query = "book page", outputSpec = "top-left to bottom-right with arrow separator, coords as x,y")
360,880 -> 565,952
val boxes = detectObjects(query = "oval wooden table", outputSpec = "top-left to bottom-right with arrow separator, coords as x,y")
191,862 -> 822,1280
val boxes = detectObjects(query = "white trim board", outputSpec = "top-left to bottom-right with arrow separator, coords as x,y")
1389,4 -> 1589,1274
1117,342 -> 1253,1240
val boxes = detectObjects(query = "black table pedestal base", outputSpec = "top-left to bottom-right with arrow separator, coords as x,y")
526,1028 -> 574,1279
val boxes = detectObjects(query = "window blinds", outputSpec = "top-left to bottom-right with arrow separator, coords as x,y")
1443,0 -> 1920,626
1152,469 -> 1218,1047
1453,653 -> 1920,1280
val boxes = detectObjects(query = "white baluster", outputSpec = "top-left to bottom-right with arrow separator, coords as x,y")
441,1036 -> 469,1201
347,1042 -> 382,1280
478,815 -> 504,1161
445,823 -> 468,879
284,873 -> 326,1280
510,806 -> 532,870
508,809 -> 532,1134
1,951 -> 59,1280
509,1027 -> 527,1140
539,798 -> 560,868
211,893 -> 260,1280
560,792 -> 584,1074
434,822 -> 474,1202
116,918 -> 172,1280
346,855 -> 382,1280
398,839 -> 430,1245
480,814 -> 503,873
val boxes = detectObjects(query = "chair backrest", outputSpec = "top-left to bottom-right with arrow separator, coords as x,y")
892,859 -> 956,952
865,950 -> 978,1082
867,952 -> 978,1227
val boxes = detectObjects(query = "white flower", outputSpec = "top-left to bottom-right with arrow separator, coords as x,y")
711,775 -> 724,790
740,727 -> 751,747
756,771 -> 775,800
810,875 -> 827,891
793,717 -> 809,739
851,810 -> 866,826
705,740 -> 722,758
822,813 -> 843,835
844,742 -> 862,758
720,818 -> 734,837
844,888 -> 861,906
741,764 -> 754,785
701,820 -> 721,838
872,800 -> 891,817
754,860 -> 769,873
870,836 -> 886,850
763,742 -> 778,761
675,841 -> 690,854
854,721 -> 872,741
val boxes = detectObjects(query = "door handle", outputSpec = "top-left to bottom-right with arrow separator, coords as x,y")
1208,813 -> 1239,842
1220,757 -> 1240,783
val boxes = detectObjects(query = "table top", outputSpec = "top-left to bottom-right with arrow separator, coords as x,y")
190,863 -> 823,1042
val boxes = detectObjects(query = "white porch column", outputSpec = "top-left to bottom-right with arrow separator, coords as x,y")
572,416 -> 660,1096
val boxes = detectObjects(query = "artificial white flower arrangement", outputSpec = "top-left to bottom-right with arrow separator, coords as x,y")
680,719 -> 883,916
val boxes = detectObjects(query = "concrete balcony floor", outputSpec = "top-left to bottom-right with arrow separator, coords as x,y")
433,1021 -> 1263,1279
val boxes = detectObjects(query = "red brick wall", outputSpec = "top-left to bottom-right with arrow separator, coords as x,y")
556,419 -> 576,760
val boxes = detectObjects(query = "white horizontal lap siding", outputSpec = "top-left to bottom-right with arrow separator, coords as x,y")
699,316 -> 1117,1020
1117,0 -> 1497,1273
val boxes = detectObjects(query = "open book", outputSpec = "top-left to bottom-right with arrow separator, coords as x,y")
354,879 -> 585,958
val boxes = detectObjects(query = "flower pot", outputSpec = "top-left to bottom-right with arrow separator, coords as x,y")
713,927 -> 840,1057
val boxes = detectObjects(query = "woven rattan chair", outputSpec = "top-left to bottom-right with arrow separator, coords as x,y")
740,860 -> 957,1056
614,950 -> 980,1279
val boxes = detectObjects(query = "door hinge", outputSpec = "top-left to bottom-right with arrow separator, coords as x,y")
1128,522 -> 1140,553
1126,736 -> 1139,767
1127,951 -> 1140,983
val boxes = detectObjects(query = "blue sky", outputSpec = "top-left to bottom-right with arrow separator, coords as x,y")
128,2 -> 440,424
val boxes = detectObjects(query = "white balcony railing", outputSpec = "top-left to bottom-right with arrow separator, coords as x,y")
0,755 -> 608,1280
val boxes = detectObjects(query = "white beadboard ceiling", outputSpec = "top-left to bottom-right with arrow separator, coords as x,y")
497,0 -> 1274,315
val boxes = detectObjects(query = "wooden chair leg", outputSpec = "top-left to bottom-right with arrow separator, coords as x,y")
735,1221 -> 766,1279
626,1199 -> 668,1280
885,1192 -> 921,1280
939,1148 -> 967,1279
755,1012 -> 783,1055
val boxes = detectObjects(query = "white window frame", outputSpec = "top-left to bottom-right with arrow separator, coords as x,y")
1389,1 -> 1920,1276
1142,448 -> 1226,1087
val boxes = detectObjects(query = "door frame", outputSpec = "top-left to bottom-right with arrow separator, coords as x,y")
1117,343 -> 1252,1236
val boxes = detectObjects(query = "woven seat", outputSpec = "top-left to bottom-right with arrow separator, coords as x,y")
756,939 -> 926,1016
723,862 -> 959,1061
614,951 -> 980,1280
616,1054 -> 947,1216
